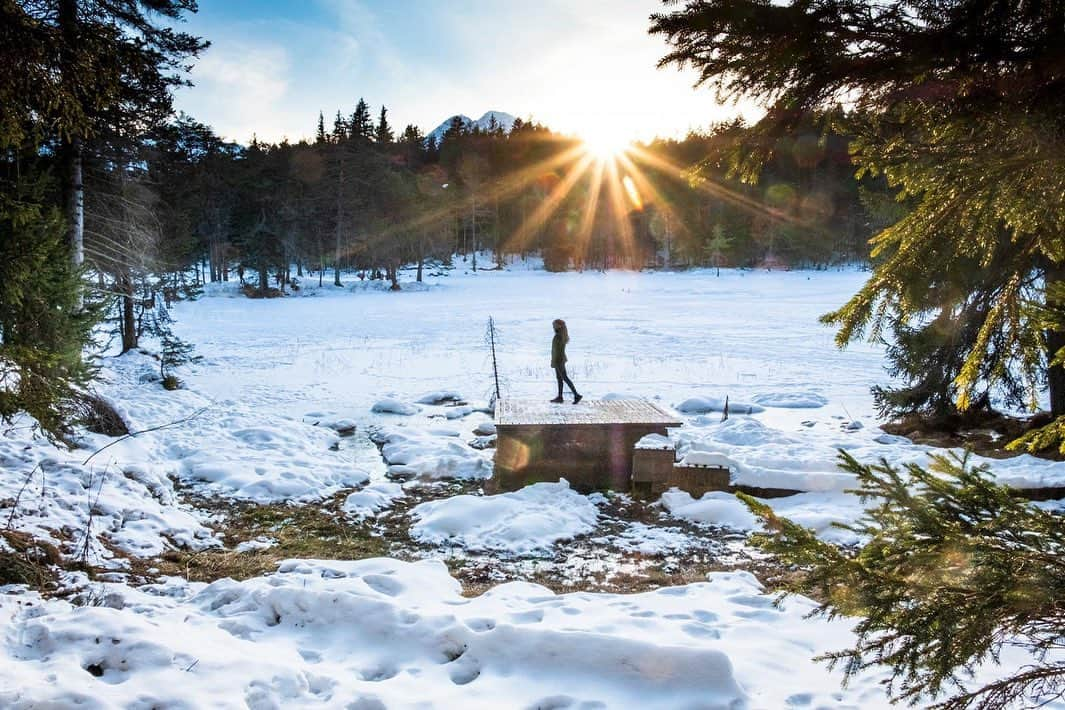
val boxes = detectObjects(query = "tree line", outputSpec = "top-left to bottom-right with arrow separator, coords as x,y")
135,106 -> 882,299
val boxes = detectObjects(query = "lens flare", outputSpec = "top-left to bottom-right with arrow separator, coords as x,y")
622,175 -> 642,210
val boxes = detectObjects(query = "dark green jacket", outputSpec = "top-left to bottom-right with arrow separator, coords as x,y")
551,333 -> 567,368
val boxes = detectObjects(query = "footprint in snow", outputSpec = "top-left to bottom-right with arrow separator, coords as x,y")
681,622 -> 721,639
361,574 -> 404,597
508,609 -> 545,624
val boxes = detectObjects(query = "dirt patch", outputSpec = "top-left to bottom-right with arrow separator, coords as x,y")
0,530 -> 62,589
117,478 -> 792,598
882,411 -> 1063,460
379,483 -> 782,597
135,490 -> 390,583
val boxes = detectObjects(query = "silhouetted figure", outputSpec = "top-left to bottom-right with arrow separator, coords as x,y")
550,318 -> 582,404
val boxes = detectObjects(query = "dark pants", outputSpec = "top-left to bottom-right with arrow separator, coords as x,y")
554,365 -> 578,398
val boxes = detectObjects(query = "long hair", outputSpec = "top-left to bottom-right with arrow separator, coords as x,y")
552,318 -> 569,344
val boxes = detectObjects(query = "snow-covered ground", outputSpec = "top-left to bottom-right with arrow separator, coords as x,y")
3,262 -> 1063,707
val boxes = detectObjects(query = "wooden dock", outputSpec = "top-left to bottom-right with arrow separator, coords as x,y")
491,399 -> 683,492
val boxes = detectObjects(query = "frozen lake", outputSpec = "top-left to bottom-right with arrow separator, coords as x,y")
174,265 -> 886,426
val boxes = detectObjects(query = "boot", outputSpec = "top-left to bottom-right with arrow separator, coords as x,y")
573,394 -> 583,404
550,396 -> 564,403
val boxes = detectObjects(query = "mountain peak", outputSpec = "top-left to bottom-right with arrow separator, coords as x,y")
427,111 -> 517,144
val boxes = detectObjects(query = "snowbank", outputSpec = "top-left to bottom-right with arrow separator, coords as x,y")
174,416 -> 370,502
410,480 -> 598,554
675,414 -> 1065,493
371,398 -> 421,416
661,489 -> 760,531
676,396 -> 765,415
91,352 -> 371,504
635,433 -> 674,450
662,488 -> 867,545
343,481 -> 406,519
374,427 -> 491,480
416,391 -> 464,405
0,414 -> 217,566
0,559 -> 896,708
472,422 -> 496,436
751,391 -> 828,408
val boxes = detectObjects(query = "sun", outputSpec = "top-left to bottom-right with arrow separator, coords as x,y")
581,131 -> 632,161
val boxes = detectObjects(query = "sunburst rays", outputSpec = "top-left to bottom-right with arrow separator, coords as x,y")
335,133 -> 819,271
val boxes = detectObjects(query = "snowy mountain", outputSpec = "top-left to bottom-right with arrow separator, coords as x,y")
426,110 -> 516,144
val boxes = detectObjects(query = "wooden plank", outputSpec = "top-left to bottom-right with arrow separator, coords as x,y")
496,398 -> 682,427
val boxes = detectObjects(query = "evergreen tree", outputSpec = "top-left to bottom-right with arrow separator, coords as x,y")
398,124 -> 426,166
350,98 -> 374,143
0,170 -> 95,435
740,452 -> 1065,709
424,134 -> 439,162
11,0 -> 206,268
332,110 -> 347,142
375,105 -> 394,145
315,111 -> 327,144
651,0 -> 1065,445
703,224 -> 731,276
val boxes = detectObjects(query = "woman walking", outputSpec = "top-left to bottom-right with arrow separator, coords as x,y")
551,319 -> 582,404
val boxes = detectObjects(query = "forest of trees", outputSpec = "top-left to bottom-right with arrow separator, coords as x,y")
114,105 -> 880,304
1,1 -> 888,437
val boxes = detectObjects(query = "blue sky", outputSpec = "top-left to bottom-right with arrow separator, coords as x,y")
172,0 -> 757,145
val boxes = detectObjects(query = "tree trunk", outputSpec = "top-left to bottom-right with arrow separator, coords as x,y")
317,232 -> 324,287
59,0 -> 84,268
1045,258 -> 1065,416
416,233 -> 424,283
64,138 -> 84,267
471,193 -> 477,272
334,161 -> 344,287
120,271 -> 137,353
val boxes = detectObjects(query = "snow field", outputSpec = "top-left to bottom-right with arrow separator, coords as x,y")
95,352 -> 372,504
1,558 -> 896,709
3,265 -> 1064,708
671,408 -> 1065,494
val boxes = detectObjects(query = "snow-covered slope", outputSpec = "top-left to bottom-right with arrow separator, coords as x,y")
427,110 -> 516,144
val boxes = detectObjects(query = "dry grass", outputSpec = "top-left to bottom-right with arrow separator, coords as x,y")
136,491 -> 391,583
0,530 -> 62,589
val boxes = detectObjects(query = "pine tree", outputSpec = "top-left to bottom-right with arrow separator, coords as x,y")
398,124 -> 426,166
703,224 -> 731,276
739,451 -> 1065,709
0,170 -> 95,435
375,105 -> 394,145
651,0 -> 1065,445
350,98 -> 373,143
316,111 -> 327,144
332,110 -> 347,142
424,134 -> 439,162
14,1 -> 207,268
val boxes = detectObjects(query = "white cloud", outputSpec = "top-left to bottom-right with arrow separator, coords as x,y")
179,41 -> 291,143
172,0 -> 759,145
